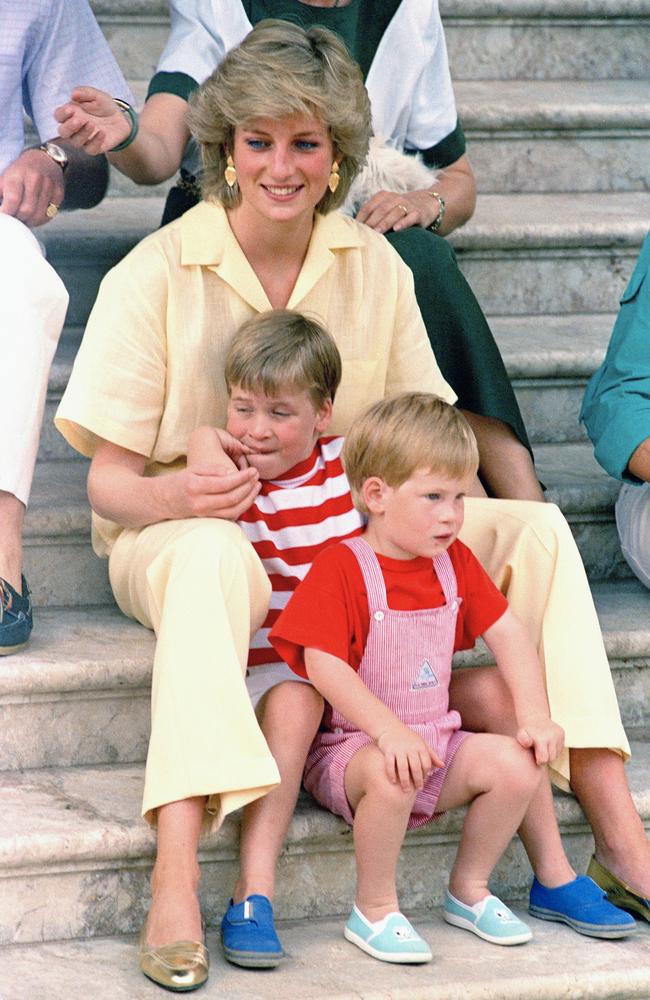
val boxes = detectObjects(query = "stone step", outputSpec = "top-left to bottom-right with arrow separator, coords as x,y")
43,193 -> 649,328
4,907 -> 650,1000
106,78 -> 650,199
492,313 -> 615,444
458,79 -> 650,194
443,1 -> 650,82
89,1 -> 650,85
1,735 -> 648,945
4,580 -> 649,774
23,442 -> 628,610
41,314 -> 615,463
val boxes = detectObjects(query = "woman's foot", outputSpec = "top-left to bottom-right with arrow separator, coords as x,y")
588,856 -> 650,923
146,873 -> 203,947
590,843 -> 650,901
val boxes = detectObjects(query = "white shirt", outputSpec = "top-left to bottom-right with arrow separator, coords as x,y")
0,0 -> 134,173
156,0 -> 458,173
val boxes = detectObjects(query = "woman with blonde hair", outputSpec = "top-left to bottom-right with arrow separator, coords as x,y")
57,19 -> 648,992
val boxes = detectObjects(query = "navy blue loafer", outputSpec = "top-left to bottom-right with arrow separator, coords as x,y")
0,575 -> 32,655
220,894 -> 283,968
529,875 -> 636,938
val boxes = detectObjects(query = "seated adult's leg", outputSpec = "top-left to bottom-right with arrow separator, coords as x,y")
0,216 -> 67,593
615,482 -> 650,588
109,517 -> 281,949
110,516 -> 281,828
385,228 -> 542,500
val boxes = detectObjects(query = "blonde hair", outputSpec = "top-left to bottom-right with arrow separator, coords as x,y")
188,19 -> 371,213
342,393 -> 479,514
224,310 -> 342,408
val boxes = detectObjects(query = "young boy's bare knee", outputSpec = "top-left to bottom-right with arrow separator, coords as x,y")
490,735 -> 542,799
345,743 -> 418,814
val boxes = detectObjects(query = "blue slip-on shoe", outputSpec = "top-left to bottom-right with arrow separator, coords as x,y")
443,890 -> 532,945
344,905 -> 432,964
0,575 -> 32,656
529,874 -> 636,938
220,895 -> 283,968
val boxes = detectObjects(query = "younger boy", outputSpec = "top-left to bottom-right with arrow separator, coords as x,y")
269,393 -> 635,961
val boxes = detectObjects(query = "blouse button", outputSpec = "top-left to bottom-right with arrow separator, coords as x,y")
374,611 -> 384,622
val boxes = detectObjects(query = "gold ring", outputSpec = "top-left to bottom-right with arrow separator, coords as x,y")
45,202 -> 59,219
398,204 -> 408,217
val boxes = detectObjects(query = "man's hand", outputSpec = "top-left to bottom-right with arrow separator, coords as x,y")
55,87 -> 131,155
376,722 -> 442,791
516,716 -> 565,766
0,149 -> 64,226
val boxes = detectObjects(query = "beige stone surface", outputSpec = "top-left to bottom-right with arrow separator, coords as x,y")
3,913 -> 650,1000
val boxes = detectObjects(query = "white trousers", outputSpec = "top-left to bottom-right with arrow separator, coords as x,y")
615,482 -> 650,589
0,215 -> 68,504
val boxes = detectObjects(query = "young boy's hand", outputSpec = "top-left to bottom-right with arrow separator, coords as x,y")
516,717 -> 565,765
376,723 -> 443,792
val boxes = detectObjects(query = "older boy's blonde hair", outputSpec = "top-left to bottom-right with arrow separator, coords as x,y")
342,393 -> 479,514
224,310 -> 342,408
188,19 -> 371,213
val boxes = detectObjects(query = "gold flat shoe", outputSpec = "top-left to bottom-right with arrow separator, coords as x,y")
587,855 -> 650,923
138,924 -> 209,992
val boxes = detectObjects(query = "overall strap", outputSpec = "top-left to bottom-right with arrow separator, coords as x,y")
432,549 -> 458,605
343,537 -> 388,609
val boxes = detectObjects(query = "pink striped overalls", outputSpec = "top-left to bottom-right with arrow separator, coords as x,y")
304,536 -> 470,829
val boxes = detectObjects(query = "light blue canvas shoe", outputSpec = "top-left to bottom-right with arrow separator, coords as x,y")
443,891 -> 533,945
344,905 -> 432,963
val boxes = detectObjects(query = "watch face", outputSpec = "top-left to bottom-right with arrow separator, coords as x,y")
40,142 -> 68,172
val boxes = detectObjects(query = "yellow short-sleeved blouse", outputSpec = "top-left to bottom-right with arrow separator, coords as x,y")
56,201 -> 455,554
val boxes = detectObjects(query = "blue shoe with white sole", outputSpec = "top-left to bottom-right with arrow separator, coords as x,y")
344,906 -> 432,963
443,891 -> 532,945
529,875 -> 636,938
220,895 -> 283,968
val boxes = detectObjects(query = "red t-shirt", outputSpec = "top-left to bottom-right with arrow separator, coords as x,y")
270,537 -> 508,678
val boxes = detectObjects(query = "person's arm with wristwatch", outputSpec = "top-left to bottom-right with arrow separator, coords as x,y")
0,138 -> 109,228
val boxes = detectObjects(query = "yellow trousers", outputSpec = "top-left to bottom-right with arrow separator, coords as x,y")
108,500 -> 629,829
460,499 -> 629,790
109,518 -> 280,829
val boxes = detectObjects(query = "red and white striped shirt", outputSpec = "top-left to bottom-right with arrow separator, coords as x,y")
238,436 -> 364,669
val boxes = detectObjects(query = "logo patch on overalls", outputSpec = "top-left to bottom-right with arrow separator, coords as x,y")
411,659 -> 439,689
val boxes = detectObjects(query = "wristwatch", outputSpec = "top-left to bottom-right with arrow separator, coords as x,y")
37,141 -> 69,174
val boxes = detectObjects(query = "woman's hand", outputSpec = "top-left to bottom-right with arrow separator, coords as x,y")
173,464 -> 261,521
88,438 -> 261,529
516,716 -> 565,766
55,87 -> 131,155
355,188 -> 441,235
376,722 -> 442,792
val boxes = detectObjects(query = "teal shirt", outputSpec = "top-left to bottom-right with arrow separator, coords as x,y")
581,231 -> 650,482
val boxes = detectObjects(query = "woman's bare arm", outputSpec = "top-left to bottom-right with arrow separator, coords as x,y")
87,438 -> 260,529
55,89 -> 190,185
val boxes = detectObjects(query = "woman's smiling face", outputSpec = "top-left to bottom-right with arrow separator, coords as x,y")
231,114 -> 335,227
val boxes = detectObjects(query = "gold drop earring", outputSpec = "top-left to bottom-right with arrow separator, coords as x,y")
224,154 -> 237,188
328,161 -> 340,194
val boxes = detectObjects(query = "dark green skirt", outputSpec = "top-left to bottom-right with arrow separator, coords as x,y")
161,186 -> 531,455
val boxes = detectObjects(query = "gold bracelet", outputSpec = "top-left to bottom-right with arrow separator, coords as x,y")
426,190 -> 446,232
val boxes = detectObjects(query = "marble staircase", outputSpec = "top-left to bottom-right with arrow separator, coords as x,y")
4,1 -> 650,996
